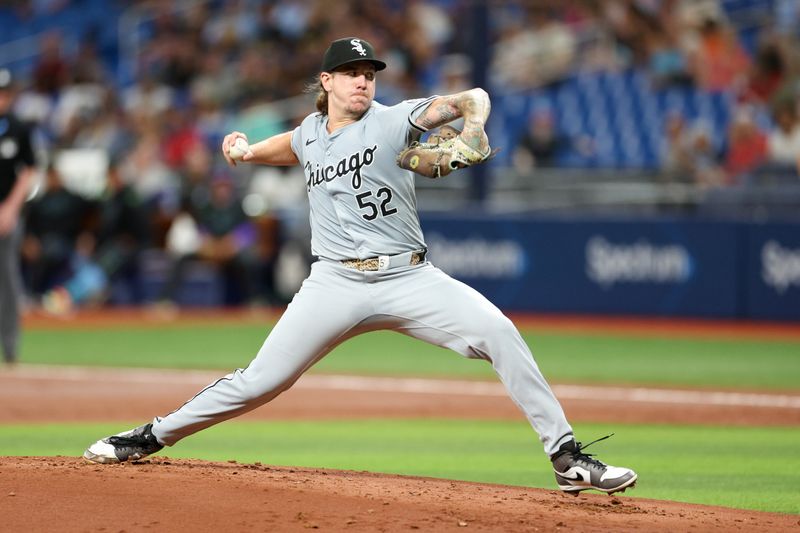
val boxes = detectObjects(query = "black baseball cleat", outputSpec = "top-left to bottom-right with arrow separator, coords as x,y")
551,435 -> 637,495
83,423 -> 164,464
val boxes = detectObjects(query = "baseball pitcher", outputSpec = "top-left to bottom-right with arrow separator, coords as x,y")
84,37 -> 637,495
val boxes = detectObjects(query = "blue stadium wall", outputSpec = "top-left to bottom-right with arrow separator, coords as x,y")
419,213 -> 800,321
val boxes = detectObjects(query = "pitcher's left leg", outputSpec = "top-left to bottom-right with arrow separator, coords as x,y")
381,265 -> 573,456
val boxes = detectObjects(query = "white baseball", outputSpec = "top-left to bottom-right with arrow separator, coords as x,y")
228,137 -> 250,160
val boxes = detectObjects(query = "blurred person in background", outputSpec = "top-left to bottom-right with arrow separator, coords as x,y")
69,91 -> 133,160
155,121 -> 215,259
156,172 -> 258,312
514,107 -> 594,171
201,0 -> 258,52
688,121 -> 726,189
144,12 -> 201,93
431,54 -> 471,95
118,114 -> 180,241
70,32 -> 110,87
162,103 -> 206,173
0,69 -> 36,365
741,39 -> 787,105
664,119 -> 726,189
722,105 -> 768,184
645,21 -> 693,89
30,31 -> 69,98
660,110 -> 695,183
21,163 -> 92,298
765,100 -> 800,174
603,0 -> 656,68
41,159 -> 150,315
253,210 -> 282,307
491,5 -> 577,89
189,49 -> 238,111
121,72 -> 174,120
685,14 -> 751,93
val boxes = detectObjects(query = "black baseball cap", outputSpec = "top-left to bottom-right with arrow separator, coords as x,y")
0,68 -> 12,90
321,37 -> 386,73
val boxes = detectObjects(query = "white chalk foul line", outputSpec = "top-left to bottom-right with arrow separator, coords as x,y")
297,375 -> 800,409
4,365 -> 800,409
551,384 -> 800,409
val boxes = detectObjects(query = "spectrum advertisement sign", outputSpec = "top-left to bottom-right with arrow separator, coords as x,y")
746,223 -> 800,320
419,214 -> 800,319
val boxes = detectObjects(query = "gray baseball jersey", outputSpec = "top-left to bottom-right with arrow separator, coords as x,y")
151,97 -> 574,458
290,97 -> 433,260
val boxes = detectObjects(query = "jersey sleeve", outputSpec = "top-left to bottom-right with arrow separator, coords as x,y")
290,124 -> 303,160
290,112 -> 320,163
407,95 -> 439,133
377,96 -> 438,153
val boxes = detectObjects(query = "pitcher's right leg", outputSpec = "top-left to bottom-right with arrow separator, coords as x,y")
84,261 -> 374,464
151,262 -> 374,445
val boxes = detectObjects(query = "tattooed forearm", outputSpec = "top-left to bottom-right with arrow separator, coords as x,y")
416,89 -> 490,129
416,100 -> 460,130
459,88 -> 491,124
459,89 -> 491,153
415,88 -> 491,153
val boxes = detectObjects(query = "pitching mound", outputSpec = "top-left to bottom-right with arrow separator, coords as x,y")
1,456 -> 795,532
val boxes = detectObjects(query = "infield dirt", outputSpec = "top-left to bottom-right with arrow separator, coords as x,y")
1,309 -> 798,531
1,456 -> 797,532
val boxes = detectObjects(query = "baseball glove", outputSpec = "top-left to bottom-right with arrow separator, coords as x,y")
397,125 -> 497,178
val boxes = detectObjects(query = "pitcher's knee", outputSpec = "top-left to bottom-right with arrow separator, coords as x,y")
238,373 -> 296,403
481,312 -> 518,338
465,313 -> 524,358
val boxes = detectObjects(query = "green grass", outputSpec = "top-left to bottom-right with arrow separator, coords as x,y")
13,321 -> 800,515
21,325 -> 800,390
2,420 -> 798,514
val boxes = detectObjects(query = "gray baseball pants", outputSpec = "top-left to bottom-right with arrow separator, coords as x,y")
152,260 -> 574,456
0,225 -> 22,363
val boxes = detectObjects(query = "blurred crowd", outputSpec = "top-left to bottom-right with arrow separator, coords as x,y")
506,0 -> 800,186
2,0 -> 800,314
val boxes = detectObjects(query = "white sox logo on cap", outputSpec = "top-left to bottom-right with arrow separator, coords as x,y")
350,39 -> 367,56
321,37 -> 386,72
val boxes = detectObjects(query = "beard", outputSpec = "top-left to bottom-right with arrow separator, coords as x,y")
344,95 -> 371,116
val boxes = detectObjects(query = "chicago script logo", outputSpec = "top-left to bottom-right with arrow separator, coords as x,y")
305,145 -> 378,191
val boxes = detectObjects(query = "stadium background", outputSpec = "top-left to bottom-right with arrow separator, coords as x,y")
1,1 -> 799,530
2,0 -> 799,320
